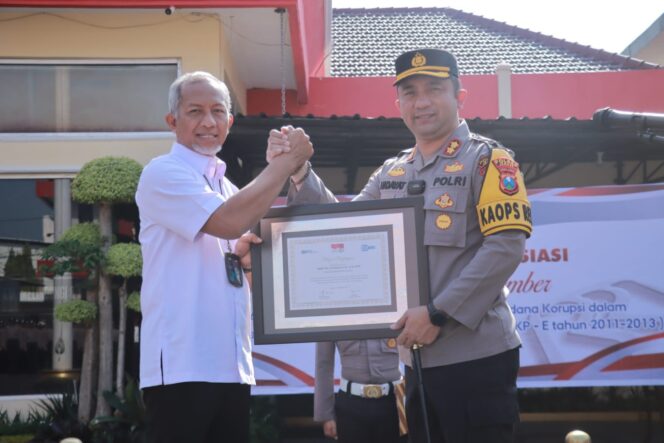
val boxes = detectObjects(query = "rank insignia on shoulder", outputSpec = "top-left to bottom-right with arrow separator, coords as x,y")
477,155 -> 489,177
444,161 -> 464,173
492,158 -> 520,195
434,193 -> 454,209
443,139 -> 461,157
388,166 -> 406,177
435,214 -> 452,230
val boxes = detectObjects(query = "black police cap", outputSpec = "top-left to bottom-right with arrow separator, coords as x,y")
394,49 -> 459,85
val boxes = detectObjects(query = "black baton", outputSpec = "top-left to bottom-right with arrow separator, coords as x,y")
411,344 -> 432,443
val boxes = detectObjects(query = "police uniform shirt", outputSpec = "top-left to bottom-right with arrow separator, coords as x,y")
313,338 -> 401,423
289,120 -> 531,369
136,142 -> 255,388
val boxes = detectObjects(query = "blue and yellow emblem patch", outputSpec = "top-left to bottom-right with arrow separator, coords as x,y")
476,149 -> 532,237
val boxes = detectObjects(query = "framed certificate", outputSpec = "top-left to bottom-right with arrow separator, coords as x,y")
251,197 -> 429,344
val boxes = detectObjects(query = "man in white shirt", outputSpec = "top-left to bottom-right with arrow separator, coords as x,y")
135,71 -> 312,443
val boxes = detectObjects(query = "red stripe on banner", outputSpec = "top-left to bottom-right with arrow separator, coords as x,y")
256,380 -> 287,386
253,352 -> 316,386
602,353 -> 664,372
554,332 -> 664,380
518,362 -> 576,377
557,184 -> 664,196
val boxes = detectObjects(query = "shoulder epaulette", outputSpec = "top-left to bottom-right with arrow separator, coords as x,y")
470,134 -> 515,157
397,148 -> 414,158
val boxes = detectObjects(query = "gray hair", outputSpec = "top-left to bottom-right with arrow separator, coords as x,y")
168,71 -> 232,116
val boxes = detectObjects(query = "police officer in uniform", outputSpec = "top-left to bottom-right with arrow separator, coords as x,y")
268,48 -> 532,443
314,338 -> 405,442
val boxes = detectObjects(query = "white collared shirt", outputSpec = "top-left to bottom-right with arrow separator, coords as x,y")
136,142 -> 254,389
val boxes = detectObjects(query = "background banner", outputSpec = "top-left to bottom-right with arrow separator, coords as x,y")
252,184 -> 664,395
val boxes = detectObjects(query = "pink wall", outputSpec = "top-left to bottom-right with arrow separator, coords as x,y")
300,0 -> 327,78
248,74 -> 499,118
512,70 -> 664,119
247,69 -> 664,119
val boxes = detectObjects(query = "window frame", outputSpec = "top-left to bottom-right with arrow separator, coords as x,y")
0,58 -> 181,136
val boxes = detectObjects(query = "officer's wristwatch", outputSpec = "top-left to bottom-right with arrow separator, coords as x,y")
427,301 -> 447,327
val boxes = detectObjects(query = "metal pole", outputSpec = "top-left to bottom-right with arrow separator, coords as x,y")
411,344 -> 432,443
53,178 -> 73,371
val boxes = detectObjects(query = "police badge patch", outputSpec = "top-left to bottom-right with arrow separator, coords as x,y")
444,161 -> 464,173
434,193 -> 454,209
492,158 -> 520,195
388,166 -> 406,177
435,214 -> 452,230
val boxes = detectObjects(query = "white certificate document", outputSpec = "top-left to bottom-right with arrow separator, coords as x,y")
270,213 -> 409,330
287,231 -> 392,311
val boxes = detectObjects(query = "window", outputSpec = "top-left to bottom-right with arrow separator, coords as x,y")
0,62 -> 178,132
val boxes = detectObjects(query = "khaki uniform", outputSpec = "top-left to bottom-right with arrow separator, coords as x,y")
289,120 -> 531,369
313,338 -> 401,422
313,338 -> 403,443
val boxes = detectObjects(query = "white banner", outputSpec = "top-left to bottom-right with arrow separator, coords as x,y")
252,184 -> 664,395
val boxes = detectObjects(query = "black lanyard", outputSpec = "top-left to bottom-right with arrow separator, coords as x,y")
203,174 -> 243,288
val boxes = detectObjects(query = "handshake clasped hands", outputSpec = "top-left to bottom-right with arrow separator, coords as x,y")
266,125 -> 313,185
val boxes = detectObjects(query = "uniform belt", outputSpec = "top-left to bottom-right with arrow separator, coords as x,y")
339,377 -> 402,399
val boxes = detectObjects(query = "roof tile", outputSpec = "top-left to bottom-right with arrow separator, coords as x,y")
331,8 -> 660,76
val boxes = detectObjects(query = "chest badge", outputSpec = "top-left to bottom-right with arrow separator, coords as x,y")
388,166 -> 406,177
444,161 -> 464,173
434,193 -> 454,209
435,214 -> 452,230
443,139 -> 461,157
492,158 -> 520,195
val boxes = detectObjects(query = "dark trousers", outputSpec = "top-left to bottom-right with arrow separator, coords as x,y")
143,381 -> 250,443
334,391 -> 405,443
405,347 -> 520,443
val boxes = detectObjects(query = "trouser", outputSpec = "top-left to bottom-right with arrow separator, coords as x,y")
334,390 -> 405,443
405,347 -> 520,443
143,381 -> 250,443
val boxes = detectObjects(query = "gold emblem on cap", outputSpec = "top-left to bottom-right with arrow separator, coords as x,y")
387,338 -> 397,348
411,52 -> 427,68
435,214 -> 452,230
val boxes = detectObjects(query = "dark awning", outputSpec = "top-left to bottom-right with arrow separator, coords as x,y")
222,115 -> 664,191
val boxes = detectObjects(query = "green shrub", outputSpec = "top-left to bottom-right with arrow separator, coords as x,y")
41,223 -> 103,277
55,299 -> 98,324
72,157 -> 143,204
0,408 -> 46,438
127,292 -> 141,313
106,243 -> 142,278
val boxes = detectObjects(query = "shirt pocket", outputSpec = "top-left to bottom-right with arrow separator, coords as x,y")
379,338 -> 399,354
336,340 -> 361,356
423,188 -> 470,248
